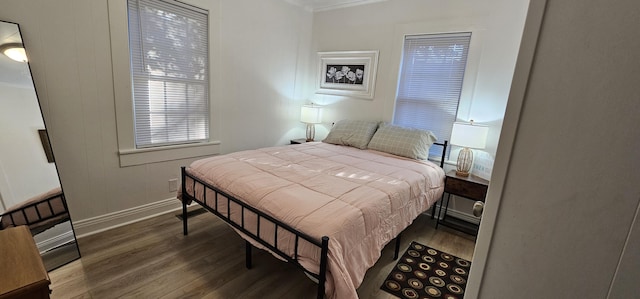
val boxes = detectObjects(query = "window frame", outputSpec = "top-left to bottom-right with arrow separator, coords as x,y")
108,0 -> 220,167
393,32 -> 472,159
386,21 -> 484,163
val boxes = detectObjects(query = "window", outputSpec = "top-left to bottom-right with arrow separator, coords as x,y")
127,0 -> 209,148
393,32 -> 471,158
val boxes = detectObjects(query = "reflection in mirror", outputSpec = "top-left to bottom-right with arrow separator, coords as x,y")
0,20 -> 80,271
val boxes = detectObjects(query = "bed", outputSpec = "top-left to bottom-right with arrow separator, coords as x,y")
0,187 -> 70,235
179,121 -> 448,299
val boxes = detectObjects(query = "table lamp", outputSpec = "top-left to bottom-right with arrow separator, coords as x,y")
300,104 -> 322,142
450,120 -> 488,177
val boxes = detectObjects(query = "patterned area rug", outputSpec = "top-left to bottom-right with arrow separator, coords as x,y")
380,241 -> 471,299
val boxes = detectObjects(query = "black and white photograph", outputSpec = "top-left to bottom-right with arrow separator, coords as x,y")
316,50 -> 379,99
325,64 -> 365,85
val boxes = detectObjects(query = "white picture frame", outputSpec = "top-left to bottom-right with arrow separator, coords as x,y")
316,50 -> 379,99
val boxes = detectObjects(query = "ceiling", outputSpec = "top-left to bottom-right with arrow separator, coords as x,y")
285,0 -> 387,11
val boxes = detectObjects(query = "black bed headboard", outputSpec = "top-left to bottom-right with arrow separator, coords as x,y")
432,140 -> 448,168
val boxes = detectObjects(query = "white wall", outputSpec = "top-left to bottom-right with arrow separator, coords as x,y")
0,0 -> 531,238
309,0 -> 528,217
309,0 -> 529,161
472,0 -> 640,297
0,0 -> 313,235
218,0 -> 313,153
0,83 -> 60,210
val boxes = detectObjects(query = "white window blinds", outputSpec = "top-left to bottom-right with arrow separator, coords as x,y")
393,32 -> 471,158
128,0 -> 209,148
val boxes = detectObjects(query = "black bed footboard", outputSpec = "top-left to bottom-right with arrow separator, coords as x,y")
0,192 -> 69,234
180,167 -> 330,299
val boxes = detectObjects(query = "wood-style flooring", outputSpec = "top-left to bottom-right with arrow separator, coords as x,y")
49,209 -> 475,298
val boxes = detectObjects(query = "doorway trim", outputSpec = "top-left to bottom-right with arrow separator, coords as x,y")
464,0 -> 548,297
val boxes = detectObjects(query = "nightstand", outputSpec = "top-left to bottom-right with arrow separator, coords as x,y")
0,226 -> 51,299
436,170 -> 489,236
290,138 -> 308,144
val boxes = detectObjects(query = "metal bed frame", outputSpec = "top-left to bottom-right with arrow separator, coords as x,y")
0,191 -> 70,235
180,141 -> 447,299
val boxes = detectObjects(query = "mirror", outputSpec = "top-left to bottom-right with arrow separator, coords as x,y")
0,20 -> 80,271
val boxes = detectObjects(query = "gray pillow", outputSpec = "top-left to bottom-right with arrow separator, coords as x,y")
322,120 -> 379,149
367,123 -> 437,159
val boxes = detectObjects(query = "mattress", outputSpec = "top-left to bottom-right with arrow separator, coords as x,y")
183,142 -> 445,298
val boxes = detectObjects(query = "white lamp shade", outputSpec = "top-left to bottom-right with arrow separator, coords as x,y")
300,104 -> 322,124
450,122 -> 489,149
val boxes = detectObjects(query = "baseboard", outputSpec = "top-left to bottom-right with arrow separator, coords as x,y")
74,198 -> 478,239
73,197 -> 182,238
445,209 -> 481,225
426,204 -> 481,225
36,230 -> 75,253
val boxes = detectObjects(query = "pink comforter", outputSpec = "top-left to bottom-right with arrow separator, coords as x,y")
183,142 -> 444,298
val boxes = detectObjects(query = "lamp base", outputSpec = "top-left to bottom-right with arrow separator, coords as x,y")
456,147 -> 473,177
305,123 -> 315,142
455,170 -> 470,177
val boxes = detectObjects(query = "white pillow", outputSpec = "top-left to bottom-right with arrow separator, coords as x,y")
322,120 -> 379,149
367,123 -> 437,159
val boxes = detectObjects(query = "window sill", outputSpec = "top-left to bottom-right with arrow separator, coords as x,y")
118,140 -> 221,167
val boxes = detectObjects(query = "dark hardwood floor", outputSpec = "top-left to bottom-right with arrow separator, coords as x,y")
49,208 -> 475,298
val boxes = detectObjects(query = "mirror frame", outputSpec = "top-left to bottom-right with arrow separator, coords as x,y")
0,19 -> 81,271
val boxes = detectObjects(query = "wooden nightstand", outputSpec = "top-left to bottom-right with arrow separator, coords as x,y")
0,226 -> 51,299
290,138 -> 308,144
436,170 -> 489,236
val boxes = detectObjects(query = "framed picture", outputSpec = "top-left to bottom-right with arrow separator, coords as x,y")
316,50 -> 379,99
